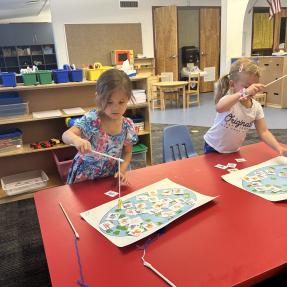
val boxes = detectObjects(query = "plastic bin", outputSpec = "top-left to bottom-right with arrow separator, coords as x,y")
0,72 -> 17,87
22,73 -> 37,86
0,102 -> 28,117
0,92 -> 21,104
1,170 -> 49,196
131,144 -> 148,169
52,69 -> 69,83
0,128 -> 23,153
86,63 -> 113,81
37,70 -> 52,84
69,69 -> 83,82
52,147 -> 77,182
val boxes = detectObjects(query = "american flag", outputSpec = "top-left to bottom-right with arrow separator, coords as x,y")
267,0 -> 282,18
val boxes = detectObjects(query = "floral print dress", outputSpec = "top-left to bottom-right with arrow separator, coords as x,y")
67,109 -> 138,184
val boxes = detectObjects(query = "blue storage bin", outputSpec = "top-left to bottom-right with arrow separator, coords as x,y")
69,69 -> 83,82
0,128 -> 23,153
0,92 -> 28,117
0,92 -> 21,105
0,73 -> 17,87
0,128 -> 22,140
52,69 -> 69,83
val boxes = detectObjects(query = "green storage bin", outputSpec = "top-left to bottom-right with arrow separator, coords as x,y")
132,143 -> 148,153
37,70 -> 52,85
131,144 -> 148,169
22,73 -> 37,86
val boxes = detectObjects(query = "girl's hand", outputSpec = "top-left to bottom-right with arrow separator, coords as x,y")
241,83 -> 265,100
279,147 -> 287,157
114,171 -> 129,185
74,138 -> 92,154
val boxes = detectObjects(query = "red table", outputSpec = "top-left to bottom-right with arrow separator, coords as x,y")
34,142 -> 287,287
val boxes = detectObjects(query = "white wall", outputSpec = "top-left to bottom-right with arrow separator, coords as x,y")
49,0 -> 220,67
0,2 -> 51,23
220,0 -> 250,75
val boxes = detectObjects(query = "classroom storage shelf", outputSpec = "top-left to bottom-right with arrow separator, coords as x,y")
0,77 -> 152,202
0,103 -> 149,125
0,44 -> 57,74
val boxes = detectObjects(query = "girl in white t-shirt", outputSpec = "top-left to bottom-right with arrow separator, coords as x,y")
204,58 -> 287,156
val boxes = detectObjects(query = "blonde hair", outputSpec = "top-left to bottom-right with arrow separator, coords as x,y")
214,58 -> 261,104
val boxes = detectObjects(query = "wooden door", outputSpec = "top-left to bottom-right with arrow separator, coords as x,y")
199,8 -> 220,92
153,6 -> 178,80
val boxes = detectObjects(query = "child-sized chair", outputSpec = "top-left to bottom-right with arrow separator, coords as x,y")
147,75 -> 163,110
185,73 -> 200,107
163,125 -> 197,162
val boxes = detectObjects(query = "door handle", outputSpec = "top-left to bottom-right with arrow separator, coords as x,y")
170,55 -> 177,59
201,52 -> 207,56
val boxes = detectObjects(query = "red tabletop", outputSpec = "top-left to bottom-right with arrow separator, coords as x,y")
34,142 -> 287,287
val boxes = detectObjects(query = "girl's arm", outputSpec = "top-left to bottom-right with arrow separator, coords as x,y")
216,92 -> 241,113
255,118 -> 287,156
216,83 -> 264,113
62,126 -> 92,154
114,144 -> 133,184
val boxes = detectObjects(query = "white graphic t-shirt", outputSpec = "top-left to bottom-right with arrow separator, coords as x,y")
204,96 -> 264,153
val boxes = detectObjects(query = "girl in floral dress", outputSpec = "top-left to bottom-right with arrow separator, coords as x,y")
62,69 -> 138,184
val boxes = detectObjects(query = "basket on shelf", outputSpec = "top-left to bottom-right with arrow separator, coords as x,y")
86,63 -> 113,81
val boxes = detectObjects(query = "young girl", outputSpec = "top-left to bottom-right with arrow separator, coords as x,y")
204,58 -> 287,156
62,69 -> 138,184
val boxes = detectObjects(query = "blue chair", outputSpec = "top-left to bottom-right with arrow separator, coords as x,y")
163,125 -> 197,162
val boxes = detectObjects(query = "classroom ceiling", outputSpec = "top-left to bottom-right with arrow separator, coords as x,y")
0,0 -> 48,20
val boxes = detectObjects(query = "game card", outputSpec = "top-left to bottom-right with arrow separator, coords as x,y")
104,190 -> 119,197
235,158 -> 247,162
215,164 -> 227,169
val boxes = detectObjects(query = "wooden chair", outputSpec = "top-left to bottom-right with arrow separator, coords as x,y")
147,75 -> 165,110
160,72 -> 179,106
185,73 -> 200,107
254,92 -> 267,106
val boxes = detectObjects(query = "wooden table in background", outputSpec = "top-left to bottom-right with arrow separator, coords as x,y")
152,81 -> 188,109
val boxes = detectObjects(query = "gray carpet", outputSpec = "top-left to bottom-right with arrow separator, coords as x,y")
0,124 -> 287,287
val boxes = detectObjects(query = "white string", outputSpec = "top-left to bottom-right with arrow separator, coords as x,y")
118,159 -> 122,209
141,248 -> 176,287
59,202 -> 80,239
264,74 -> 287,88
91,150 -> 124,162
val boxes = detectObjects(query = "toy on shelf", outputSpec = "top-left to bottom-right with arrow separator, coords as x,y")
65,117 -> 82,128
30,138 -> 63,149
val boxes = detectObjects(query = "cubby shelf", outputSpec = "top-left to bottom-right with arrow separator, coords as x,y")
0,44 -> 57,74
0,77 -> 152,201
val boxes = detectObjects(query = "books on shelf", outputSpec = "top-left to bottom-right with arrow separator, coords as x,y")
131,89 -> 147,104
62,107 -> 85,115
32,110 -> 62,119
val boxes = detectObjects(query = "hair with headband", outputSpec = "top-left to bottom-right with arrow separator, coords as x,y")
214,58 -> 261,104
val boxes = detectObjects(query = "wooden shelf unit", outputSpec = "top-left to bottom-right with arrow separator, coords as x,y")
0,77 -> 152,201
134,58 -> 155,76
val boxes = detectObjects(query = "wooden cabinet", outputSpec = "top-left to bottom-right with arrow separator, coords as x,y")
134,58 -> 155,76
255,56 -> 287,108
0,44 -> 57,74
232,56 -> 287,108
0,76 -> 152,203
